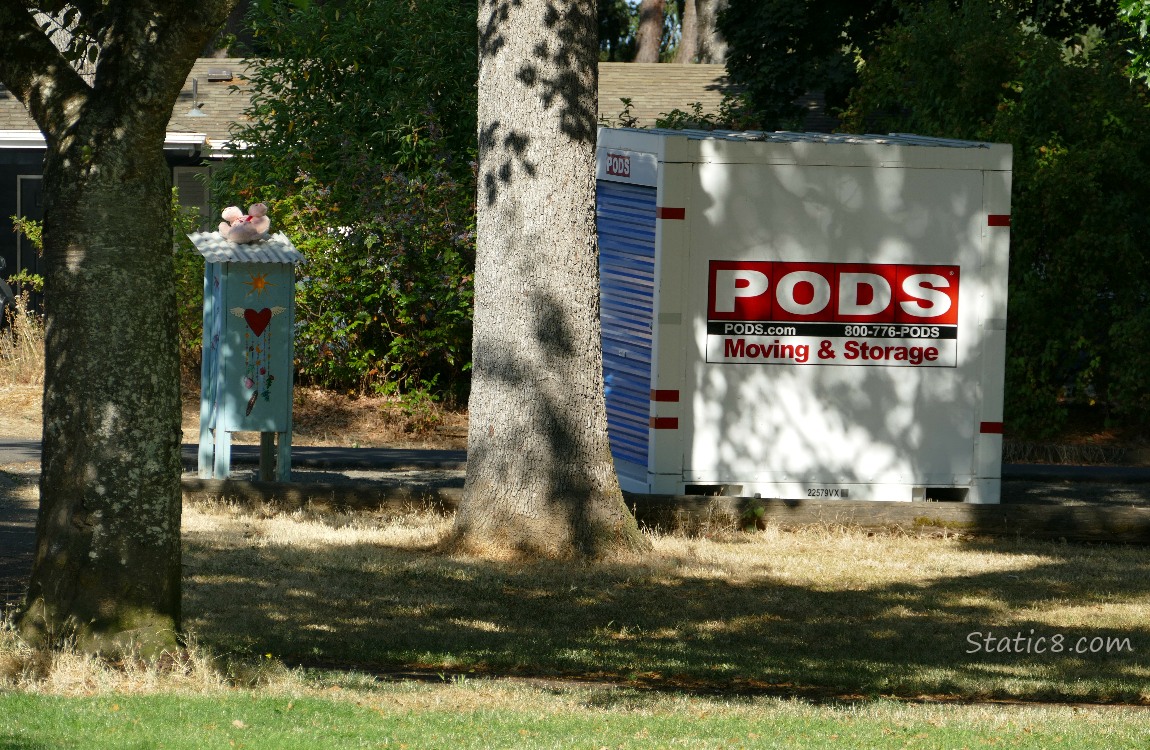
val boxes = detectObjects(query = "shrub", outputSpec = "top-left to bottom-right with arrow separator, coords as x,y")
842,0 -> 1150,435
276,160 -> 474,400
214,0 -> 477,400
172,190 -> 207,381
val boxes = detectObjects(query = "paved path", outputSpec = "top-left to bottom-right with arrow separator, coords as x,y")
6,440 -> 1150,606
0,440 -> 38,465
7,438 -> 1150,481
0,440 -> 467,471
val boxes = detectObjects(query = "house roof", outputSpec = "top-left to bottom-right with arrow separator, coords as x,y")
2,59 -> 834,151
598,63 -> 734,127
0,86 -> 35,132
169,58 -> 253,148
0,58 -> 251,153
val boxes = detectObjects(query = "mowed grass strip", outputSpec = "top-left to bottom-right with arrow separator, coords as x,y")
181,500 -> 1150,703
2,684 -> 1150,749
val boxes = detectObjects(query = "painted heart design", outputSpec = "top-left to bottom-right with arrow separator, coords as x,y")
244,308 -> 272,337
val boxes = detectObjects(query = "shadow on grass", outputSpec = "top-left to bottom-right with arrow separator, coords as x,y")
182,522 -> 1150,704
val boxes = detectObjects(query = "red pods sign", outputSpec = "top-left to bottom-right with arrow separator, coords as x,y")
706,261 -> 960,367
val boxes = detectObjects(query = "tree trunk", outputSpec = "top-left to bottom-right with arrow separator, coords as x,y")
696,0 -> 727,64
674,0 -> 699,63
0,2 -> 239,656
20,132 -> 183,655
456,0 -> 649,558
634,0 -> 666,63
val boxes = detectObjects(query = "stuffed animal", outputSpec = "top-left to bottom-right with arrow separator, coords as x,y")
218,206 -> 243,235
219,203 -> 271,244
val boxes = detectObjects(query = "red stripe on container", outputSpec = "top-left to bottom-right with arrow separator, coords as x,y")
651,389 -> 680,402
987,215 -> 1011,227
980,421 -> 1004,434
650,417 -> 679,429
657,207 -> 685,220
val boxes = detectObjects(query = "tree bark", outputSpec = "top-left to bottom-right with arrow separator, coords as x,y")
0,1 -> 237,655
674,0 -> 699,63
25,128 -> 184,656
456,0 -> 649,559
696,0 -> 727,64
634,0 -> 666,63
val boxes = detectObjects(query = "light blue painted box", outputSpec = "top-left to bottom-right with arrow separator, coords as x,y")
188,231 -> 305,480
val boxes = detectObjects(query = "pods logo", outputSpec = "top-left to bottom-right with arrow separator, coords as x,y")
708,261 -> 959,325
605,153 -> 631,178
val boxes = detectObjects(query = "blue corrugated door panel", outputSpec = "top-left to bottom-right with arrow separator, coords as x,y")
597,180 -> 657,468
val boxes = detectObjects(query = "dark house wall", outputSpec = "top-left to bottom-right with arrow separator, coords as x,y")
2,151 -> 217,281
0,150 -> 44,278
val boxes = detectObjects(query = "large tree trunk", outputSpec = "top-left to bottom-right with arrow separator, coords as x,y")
674,0 -> 699,63
21,130 -> 183,655
696,0 -> 727,64
634,0 -> 666,63
0,2 -> 238,655
456,0 -> 649,558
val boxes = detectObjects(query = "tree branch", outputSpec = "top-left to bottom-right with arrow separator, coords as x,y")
35,0 -> 105,15
0,0 -> 91,135
88,1 -> 238,121
1,2 -> 239,140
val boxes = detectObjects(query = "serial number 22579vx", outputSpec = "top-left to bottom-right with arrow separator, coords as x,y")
807,488 -> 850,498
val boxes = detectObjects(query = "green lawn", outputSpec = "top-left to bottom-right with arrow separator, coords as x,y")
3,685 -> 1149,749
4,498 -> 1150,748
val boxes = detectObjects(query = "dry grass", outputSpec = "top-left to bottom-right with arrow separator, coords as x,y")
0,386 -> 41,441
0,294 -> 44,388
174,500 -> 1150,703
0,626 -> 289,696
1,292 -> 467,449
0,295 -> 46,440
0,370 -> 466,452
179,385 -> 467,448
2,381 -> 468,449
3,497 -> 1150,705
286,386 -> 466,448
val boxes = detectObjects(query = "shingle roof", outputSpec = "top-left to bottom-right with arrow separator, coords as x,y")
3,60 -> 836,146
0,86 -> 36,132
598,63 -> 734,128
0,58 -> 251,148
169,58 -> 253,147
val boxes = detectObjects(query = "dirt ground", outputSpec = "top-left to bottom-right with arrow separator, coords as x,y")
0,383 -> 468,450
7,381 -> 1150,465
0,386 -> 40,442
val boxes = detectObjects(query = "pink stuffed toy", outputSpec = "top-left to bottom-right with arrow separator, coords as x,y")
219,203 -> 271,244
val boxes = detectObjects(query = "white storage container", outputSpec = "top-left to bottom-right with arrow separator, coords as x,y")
596,128 -> 1012,503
